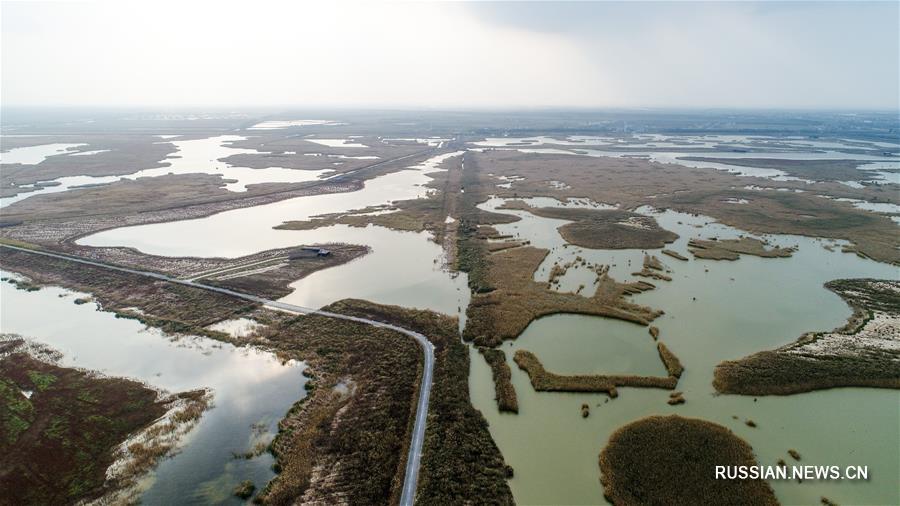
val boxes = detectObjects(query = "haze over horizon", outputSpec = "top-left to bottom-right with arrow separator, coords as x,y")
2,1 -> 898,110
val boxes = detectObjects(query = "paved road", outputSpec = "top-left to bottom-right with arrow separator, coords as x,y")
0,243 -> 432,506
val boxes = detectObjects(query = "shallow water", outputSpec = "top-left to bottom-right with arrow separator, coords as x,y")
0,142 -> 86,165
18,135 -> 899,504
206,317 -> 266,338
79,152 -> 469,317
305,138 -> 368,148
473,134 -> 899,182
0,136 -> 332,207
468,201 -> 900,505
248,120 -> 344,129
0,279 -> 307,504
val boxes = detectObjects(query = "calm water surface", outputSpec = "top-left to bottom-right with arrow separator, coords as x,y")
0,280 -> 306,505
469,200 -> 900,505
27,141 -> 900,504
79,152 -> 470,317
0,135 -> 332,207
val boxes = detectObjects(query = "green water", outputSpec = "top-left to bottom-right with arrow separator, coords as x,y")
469,202 -> 900,505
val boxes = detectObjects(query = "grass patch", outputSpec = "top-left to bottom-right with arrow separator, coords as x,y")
714,278 -> 900,395
464,246 -> 661,347
0,248 -> 258,339
599,415 -> 777,505
501,203 -> 678,250
0,350 -> 169,505
688,237 -> 794,260
513,350 -> 678,398
289,299 -> 515,505
478,348 -> 518,413
657,342 -> 684,378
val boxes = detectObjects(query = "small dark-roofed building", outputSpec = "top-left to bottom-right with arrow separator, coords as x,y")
289,247 -> 331,259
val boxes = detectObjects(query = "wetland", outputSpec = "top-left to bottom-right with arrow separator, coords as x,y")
2,110 -> 898,505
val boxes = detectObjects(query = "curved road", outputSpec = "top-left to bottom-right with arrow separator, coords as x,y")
0,244 -> 431,506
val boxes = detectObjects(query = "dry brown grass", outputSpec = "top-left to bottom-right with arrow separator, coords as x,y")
657,342 -> 684,378
667,392 -> 686,405
599,415 -> 778,506
202,243 -> 370,299
661,249 -> 688,261
714,278 -> 900,395
503,204 -> 679,250
478,348 -> 518,413
464,246 -> 662,347
467,150 -> 900,265
688,237 -> 794,260
1,134 -> 178,191
276,154 -> 464,247
512,350 -> 678,398
487,240 -> 530,253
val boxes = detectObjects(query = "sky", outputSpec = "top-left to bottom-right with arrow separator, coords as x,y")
2,1 -> 898,109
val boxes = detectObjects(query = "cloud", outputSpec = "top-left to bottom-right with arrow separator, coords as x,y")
466,1 -> 900,109
2,1 -> 896,109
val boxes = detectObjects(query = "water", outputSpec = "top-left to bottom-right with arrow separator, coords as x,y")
0,280 -> 307,504
305,138 -> 368,148
468,201 -> 900,505
0,142 -> 86,165
206,317 -> 266,338
248,120 -> 344,129
14,135 -> 899,503
473,135 -> 899,182
78,152 -> 469,317
382,138 -> 450,147
1,135 -> 332,207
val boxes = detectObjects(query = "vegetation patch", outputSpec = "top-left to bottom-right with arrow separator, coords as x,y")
714,278 -> 900,395
0,340 -> 181,505
513,350 -> 678,398
233,480 -> 256,499
310,299 -> 515,505
0,248 -> 258,338
253,305 -> 420,505
657,342 -> 684,378
464,245 -> 661,347
466,150 -> 899,265
678,157 -> 883,183
500,202 -> 679,250
661,249 -> 688,261
599,415 -> 778,505
667,391 -> 685,405
633,253 -> 672,281
688,237 -> 795,260
201,243 -> 370,299
478,348 -> 519,413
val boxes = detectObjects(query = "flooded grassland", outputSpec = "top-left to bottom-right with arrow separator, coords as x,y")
3,127 -> 898,505
467,198 -> 898,505
0,279 -> 306,504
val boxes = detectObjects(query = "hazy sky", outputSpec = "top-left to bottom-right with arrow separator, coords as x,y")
2,1 -> 898,109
